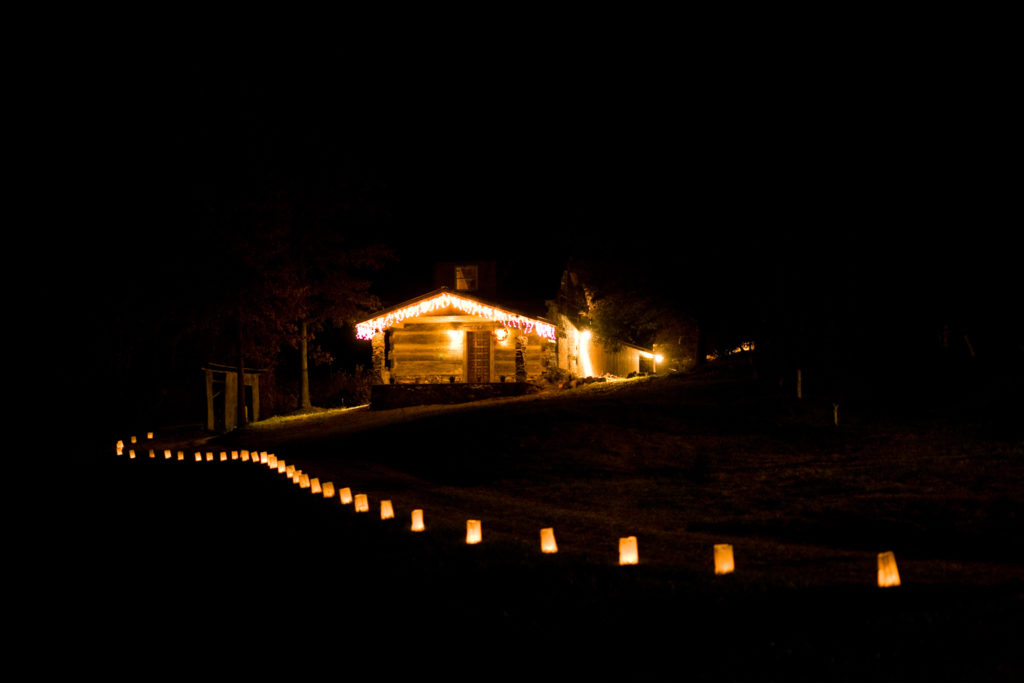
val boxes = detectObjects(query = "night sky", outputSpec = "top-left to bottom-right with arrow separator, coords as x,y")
61,36 -> 1018,430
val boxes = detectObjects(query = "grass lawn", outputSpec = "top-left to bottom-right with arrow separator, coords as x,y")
66,368 -> 1022,680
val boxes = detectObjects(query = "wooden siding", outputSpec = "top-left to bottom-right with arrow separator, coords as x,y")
391,325 -> 466,383
589,344 -> 642,377
371,317 -> 551,384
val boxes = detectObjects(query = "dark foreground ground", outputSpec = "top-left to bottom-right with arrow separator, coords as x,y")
63,368 -> 1022,680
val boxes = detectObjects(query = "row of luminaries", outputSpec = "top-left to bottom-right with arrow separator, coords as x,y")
114,438 -> 902,587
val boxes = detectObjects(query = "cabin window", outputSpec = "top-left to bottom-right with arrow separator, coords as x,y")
455,265 -> 478,291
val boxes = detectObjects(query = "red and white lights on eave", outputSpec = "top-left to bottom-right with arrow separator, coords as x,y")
355,292 -> 556,342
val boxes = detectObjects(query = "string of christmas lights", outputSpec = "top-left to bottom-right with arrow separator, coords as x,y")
355,292 -> 556,341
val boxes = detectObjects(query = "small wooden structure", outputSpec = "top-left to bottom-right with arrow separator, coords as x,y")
202,363 -> 264,432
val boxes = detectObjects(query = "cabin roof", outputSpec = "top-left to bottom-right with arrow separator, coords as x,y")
355,287 -> 556,341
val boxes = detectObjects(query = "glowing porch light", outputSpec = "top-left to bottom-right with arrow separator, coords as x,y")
116,440 -> 124,456
619,536 -> 638,565
353,494 -> 369,513
877,551 -> 901,587
540,528 -> 558,554
493,327 -> 509,343
466,520 -> 482,544
579,330 -> 595,378
321,481 -> 335,499
339,487 -> 353,504
310,478 -> 321,495
714,544 -> 735,575
380,500 -> 394,520
355,292 -> 557,341
447,329 -> 463,351
411,509 -> 424,532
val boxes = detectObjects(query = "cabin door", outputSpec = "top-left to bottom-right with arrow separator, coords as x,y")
466,331 -> 491,383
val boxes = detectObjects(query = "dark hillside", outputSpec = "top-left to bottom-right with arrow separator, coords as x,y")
64,369 -> 1023,680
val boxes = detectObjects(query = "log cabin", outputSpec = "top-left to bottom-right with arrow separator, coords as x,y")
355,264 -> 662,407
356,287 -> 557,386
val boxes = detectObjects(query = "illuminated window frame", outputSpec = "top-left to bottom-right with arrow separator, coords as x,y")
455,265 -> 478,292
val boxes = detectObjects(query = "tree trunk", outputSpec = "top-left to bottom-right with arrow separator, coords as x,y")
236,308 -> 248,429
299,320 -> 311,410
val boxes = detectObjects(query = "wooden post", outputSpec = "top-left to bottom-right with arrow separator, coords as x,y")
300,320 -> 311,409
236,309 -> 248,429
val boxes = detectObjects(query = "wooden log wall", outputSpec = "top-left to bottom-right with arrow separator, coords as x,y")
391,323 -> 467,383
383,321 -> 552,384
